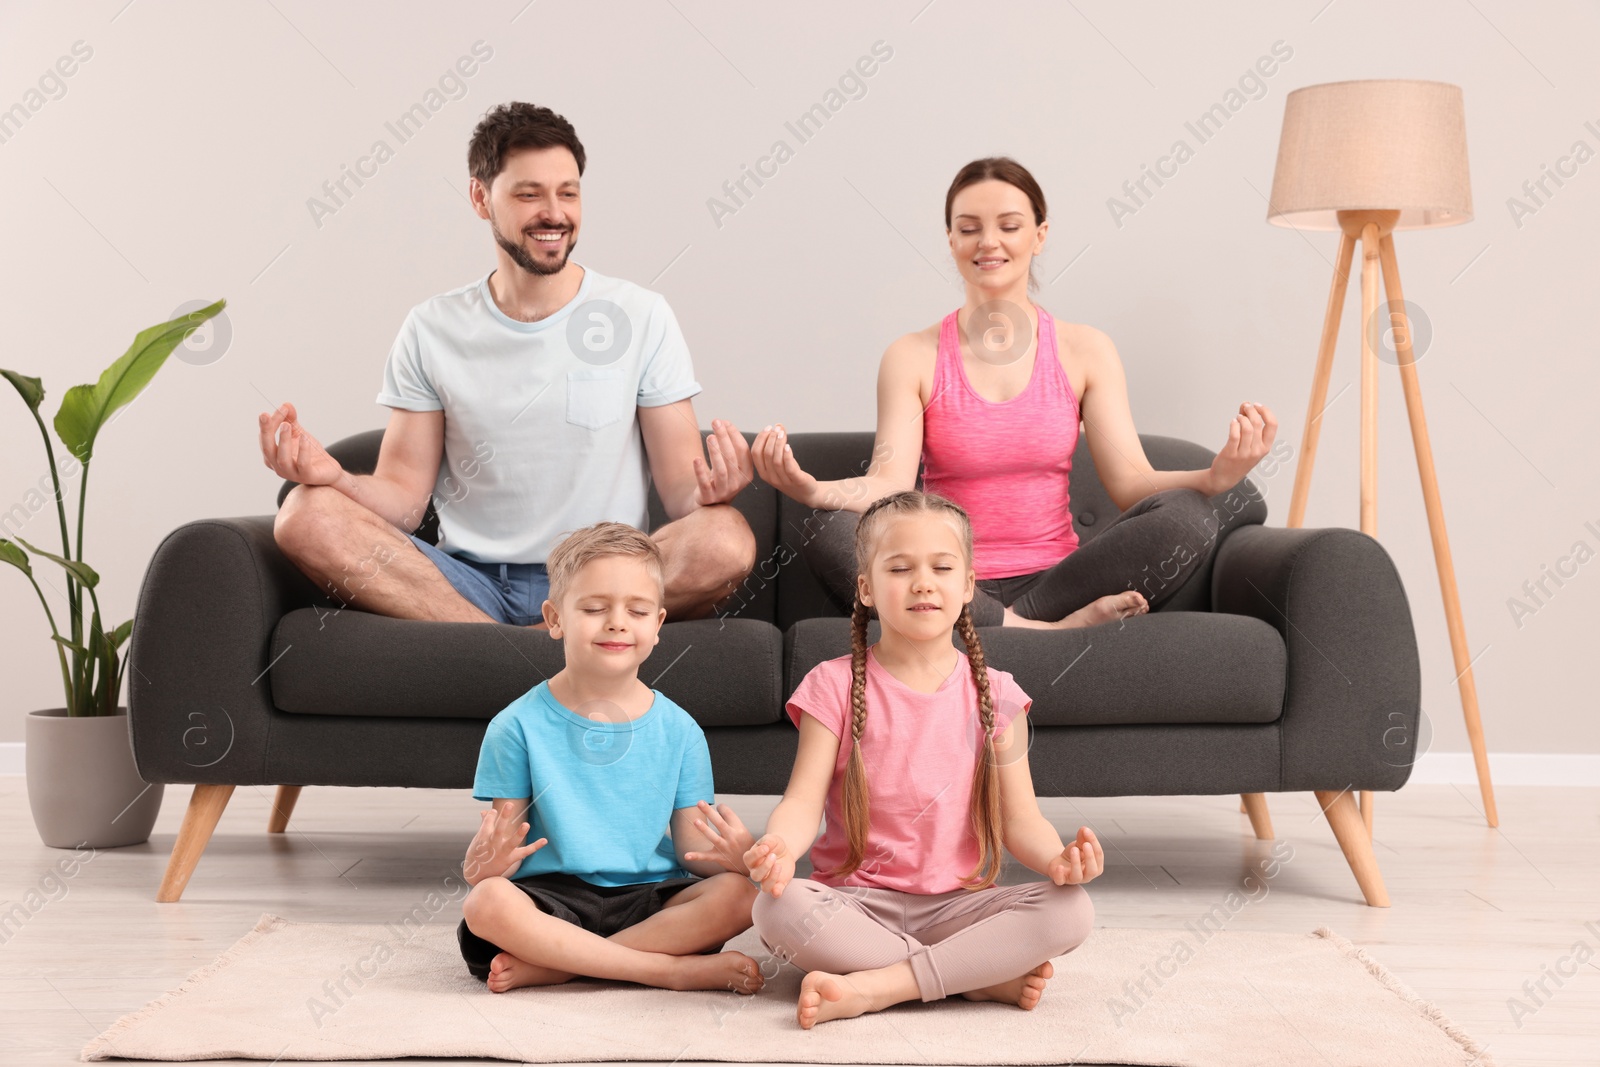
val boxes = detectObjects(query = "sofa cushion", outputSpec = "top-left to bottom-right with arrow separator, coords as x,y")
784,612 -> 1285,727
268,610 -> 786,727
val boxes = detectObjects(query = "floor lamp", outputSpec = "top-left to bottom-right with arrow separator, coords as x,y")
1240,79 -> 1499,836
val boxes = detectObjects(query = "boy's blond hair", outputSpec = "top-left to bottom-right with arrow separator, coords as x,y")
545,522 -> 665,608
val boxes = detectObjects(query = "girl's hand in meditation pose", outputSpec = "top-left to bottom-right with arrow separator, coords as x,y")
1046,826 -> 1105,886
743,833 -> 797,897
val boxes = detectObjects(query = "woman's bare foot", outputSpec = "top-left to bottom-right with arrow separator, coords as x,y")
1056,591 -> 1147,629
797,971 -> 874,1028
486,951 -> 573,992
667,950 -> 765,995
1003,591 -> 1148,630
959,960 -> 1054,1009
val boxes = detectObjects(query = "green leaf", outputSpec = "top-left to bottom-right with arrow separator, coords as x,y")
15,536 -> 99,588
108,618 -> 133,652
2,370 -> 44,412
52,634 -> 89,656
53,298 -> 226,462
0,538 -> 30,577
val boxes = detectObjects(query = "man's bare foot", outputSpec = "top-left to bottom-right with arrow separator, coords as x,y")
486,950 -> 573,992
797,971 -> 877,1028
668,951 -> 765,995
1055,591 -> 1147,629
959,960 -> 1054,1009
526,621 -> 550,631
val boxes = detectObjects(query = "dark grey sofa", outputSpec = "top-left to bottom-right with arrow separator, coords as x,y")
129,430 -> 1418,906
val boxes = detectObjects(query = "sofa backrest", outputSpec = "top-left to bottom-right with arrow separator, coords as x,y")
288,426 -> 1266,629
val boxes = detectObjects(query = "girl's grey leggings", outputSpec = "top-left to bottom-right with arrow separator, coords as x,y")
799,486 -> 1237,627
752,876 -> 1094,1001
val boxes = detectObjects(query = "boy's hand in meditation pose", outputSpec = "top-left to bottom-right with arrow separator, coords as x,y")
464,804 -> 547,884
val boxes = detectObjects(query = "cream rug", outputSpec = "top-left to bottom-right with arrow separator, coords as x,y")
83,914 -> 1492,1065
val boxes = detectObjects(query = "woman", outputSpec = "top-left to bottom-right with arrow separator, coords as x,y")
751,156 -> 1276,629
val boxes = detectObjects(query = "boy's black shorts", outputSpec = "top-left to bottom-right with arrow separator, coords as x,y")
458,871 -> 718,981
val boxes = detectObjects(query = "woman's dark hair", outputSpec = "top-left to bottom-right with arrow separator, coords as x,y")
944,157 -> 1048,292
467,102 -> 586,192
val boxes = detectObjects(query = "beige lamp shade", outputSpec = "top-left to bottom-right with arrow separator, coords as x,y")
1267,79 -> 1472,231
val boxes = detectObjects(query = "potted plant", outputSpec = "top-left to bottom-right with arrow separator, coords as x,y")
4,299 -> 225,848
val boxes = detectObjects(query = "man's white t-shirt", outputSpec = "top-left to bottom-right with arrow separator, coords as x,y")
376,264 -> 701,564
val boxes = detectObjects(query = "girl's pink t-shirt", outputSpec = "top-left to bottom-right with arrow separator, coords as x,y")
785,646 -> 1031,894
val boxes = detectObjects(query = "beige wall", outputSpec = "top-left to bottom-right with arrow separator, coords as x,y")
2,0 -> 1595,757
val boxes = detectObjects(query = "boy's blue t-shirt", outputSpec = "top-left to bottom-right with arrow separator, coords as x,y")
472,680 -> 715,886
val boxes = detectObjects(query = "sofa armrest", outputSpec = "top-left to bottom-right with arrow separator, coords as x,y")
1211,524 -> 1421,792
128,515 -> 324,786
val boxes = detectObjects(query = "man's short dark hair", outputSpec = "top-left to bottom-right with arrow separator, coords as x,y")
467,102 -> 586,192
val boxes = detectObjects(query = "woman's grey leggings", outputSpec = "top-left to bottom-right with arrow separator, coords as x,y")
799,487 -> 1233,627
752,877 -> 1094,1001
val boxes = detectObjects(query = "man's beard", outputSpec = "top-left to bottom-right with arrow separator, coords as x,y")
491,216 -> 576,276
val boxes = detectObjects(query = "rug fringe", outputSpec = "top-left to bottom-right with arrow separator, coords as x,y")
1312,927 -> 1497,1067
81,913 -> 286,1063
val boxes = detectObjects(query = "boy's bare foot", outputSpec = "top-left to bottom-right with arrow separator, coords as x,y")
1055,591 -> 1147,629
668,951 -> 765,995
958,960 -> 1054,1009
797,971 -> 875,1028
486,951 -> 573,992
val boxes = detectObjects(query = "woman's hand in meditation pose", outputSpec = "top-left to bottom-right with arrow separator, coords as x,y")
1207,402 -> 1278,494
751,424 -> 822,508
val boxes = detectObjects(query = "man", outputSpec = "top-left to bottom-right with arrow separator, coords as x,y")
262,102 -> 756,626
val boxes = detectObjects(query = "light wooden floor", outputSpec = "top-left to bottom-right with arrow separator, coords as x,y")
2,779 -> 1596,1066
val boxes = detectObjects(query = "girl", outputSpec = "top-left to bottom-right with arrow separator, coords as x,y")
737,490 -> 1103,1027
749,156 -> 1276,630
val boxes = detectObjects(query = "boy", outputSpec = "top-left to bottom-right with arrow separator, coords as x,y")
458,522 -> 763,993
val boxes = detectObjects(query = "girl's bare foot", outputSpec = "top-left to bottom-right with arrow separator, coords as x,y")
959,960 -> 1054,1009
486,951 -> 573,992
797,971 -> 874,1028
668,951 -> 765,995
1056,591 -> 1147,629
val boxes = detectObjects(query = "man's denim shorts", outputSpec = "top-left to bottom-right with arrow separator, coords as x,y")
407,534 -> 550,626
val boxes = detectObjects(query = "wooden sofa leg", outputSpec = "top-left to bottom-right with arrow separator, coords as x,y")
157,784 -> 235,903
1240,793 -> 1275,839
268,785 -> 303,834
1315,789 -> 1390,907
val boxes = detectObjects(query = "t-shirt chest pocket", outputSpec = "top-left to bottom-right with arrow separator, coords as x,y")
566,368 -> 630,430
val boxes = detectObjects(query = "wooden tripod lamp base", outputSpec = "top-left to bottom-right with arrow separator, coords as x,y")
1296,210 -> 1498,827
1241,210 -> 1500,838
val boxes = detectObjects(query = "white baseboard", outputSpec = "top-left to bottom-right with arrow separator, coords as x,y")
0,743 -> 1595,785
1406,751 -> 1600,787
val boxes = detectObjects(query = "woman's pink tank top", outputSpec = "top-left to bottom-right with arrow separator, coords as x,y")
920,306 -> 1081,580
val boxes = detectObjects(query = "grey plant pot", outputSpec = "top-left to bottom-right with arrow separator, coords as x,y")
26,707 -> 164,848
